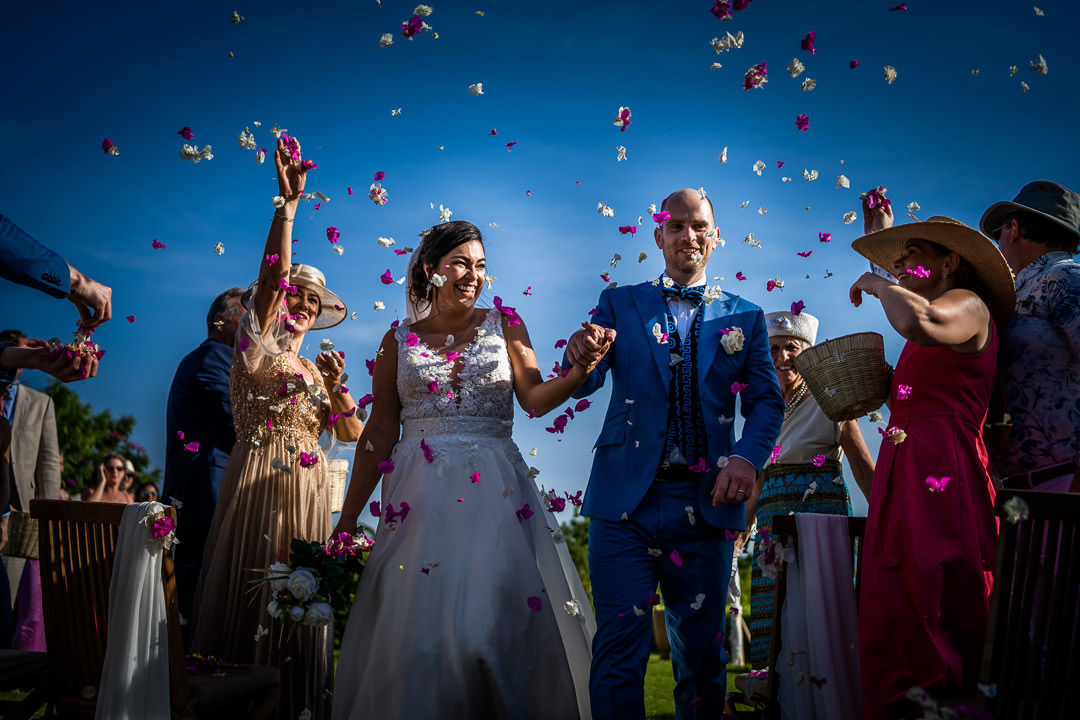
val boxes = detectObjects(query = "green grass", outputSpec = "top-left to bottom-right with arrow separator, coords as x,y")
645,653 -> 750,718
0,690 -> 47,718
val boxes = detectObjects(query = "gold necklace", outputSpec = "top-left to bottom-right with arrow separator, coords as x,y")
783,382 -> 809,420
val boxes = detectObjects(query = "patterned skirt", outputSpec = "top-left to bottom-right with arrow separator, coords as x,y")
749,461 -> 851,669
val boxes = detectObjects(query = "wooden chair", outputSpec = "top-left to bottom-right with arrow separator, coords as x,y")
976,489 -> 1080,719
726,515 -> 867,720
31,500 -> 279,718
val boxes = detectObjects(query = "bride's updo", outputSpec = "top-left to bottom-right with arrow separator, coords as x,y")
408,220 -> 484,312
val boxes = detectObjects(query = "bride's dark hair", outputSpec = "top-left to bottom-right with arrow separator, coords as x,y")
408,220 -> 484,312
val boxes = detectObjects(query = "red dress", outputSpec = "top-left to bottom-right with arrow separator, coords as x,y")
859,332 -> 999,718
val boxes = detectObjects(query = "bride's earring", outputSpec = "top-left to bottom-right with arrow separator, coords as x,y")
941,270 -> 950,279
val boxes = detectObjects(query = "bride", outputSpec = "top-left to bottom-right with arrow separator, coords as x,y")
332,220 -> 606,719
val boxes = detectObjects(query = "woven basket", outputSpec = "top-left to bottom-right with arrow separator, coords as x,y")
6,511 -> 39,560
327,458 -> 349,514
794,332 -> 890,422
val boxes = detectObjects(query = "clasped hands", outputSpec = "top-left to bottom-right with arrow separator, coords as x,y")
565,323 -> 616,372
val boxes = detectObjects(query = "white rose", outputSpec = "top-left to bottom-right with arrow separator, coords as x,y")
721,328 -> 745,355
268,562 -> 291,592
303,602 -> 334,627
266,599 -> 280,618
288,604 -> 306,623
286,568 -> 319,602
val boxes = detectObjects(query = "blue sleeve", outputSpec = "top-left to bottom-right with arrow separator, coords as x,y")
729,309 -> 785,471
567,289 -> 616,399
0,214 -> 70,298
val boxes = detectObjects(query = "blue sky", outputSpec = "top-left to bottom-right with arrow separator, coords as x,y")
2,1 -> 1078,520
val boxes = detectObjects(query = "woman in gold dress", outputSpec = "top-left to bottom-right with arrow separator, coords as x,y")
191,135 -> 363,719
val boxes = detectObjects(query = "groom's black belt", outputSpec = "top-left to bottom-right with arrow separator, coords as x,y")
654,465 -> 702,483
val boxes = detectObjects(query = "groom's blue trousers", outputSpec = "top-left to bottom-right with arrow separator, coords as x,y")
588,479 -> 735,720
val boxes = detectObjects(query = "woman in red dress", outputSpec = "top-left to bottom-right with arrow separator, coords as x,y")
848,200 -> 1016,718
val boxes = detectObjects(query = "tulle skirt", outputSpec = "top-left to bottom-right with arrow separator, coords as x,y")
333,417 -> 594,720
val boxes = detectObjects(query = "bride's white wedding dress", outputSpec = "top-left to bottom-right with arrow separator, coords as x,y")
333,309 -> 595,719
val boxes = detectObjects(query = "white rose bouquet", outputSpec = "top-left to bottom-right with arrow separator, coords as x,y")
253,530 -> 374,641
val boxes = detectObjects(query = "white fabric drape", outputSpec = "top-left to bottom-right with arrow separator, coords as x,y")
776,513 -> 861,720
96,502 -> 171,720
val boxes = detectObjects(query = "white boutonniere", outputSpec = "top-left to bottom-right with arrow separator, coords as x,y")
721,327 -> 745,354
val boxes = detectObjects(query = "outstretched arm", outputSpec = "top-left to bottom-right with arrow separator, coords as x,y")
334,330 -> 401,534
254,136 -> 308,331
505,315 -> 611,418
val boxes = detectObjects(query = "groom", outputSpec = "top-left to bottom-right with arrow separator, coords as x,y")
566,188 -> 783,719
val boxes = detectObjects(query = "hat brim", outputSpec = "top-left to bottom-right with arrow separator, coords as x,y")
979,200 -> 1080,247
851,220 -> 1016,329
240,280 -> 347,330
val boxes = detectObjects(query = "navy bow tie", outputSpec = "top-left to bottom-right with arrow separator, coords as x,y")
662,284 -> 705,307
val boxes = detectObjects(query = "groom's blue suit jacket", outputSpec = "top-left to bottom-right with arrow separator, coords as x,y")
573,281 -> 784,528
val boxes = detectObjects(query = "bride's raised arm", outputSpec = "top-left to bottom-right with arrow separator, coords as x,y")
334,328 -> 403,534
253,136 -> 308,332
503,314 -> 611,417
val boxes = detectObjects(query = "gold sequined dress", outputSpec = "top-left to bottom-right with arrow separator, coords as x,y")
191,306 -> 333,719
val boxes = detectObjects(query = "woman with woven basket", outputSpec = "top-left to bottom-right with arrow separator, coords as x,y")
742,310 -> 875,668
848,198 -> 1015,719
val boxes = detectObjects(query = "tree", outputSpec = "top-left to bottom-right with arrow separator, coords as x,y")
560,513 -> 592,608
44,379 -> 161,494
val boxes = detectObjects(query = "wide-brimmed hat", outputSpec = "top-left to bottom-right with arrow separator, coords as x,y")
851,216 -> 1016,328
979,180 -> 1080,250
765,311 -> 819,346
242,264 -> 346,329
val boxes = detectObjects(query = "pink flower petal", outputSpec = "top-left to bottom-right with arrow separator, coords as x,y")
731,381 -> 749,395
376,459 -> 395,474
527,596 -> 542,611
795,114 -> 810,131
327,227 -> 340,244
791,300 -> 805,315
380,269 -> 395,285
819,232 -> 832,243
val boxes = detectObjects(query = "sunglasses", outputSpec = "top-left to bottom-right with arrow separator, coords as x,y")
137,490 -> 159,499
105,465 -> 124,473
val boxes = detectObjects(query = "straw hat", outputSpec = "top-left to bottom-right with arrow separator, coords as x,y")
851,216 -> 1016,328
979,180 -> 1080,251
242,264 -> 346,329
765,311 -> 819,346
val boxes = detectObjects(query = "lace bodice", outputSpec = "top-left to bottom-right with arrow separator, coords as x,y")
396,309 -> 514,425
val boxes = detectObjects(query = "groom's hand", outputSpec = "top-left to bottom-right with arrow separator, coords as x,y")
566,323 -> 615,369
711,456 -> 756,505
